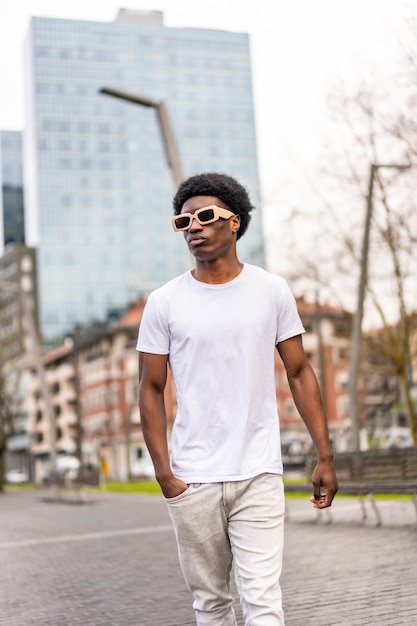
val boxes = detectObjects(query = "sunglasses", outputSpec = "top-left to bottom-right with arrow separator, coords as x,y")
172,205 -> 236,231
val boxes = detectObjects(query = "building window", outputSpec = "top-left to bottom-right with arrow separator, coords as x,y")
98,141 -> 111,152
58,121 -> 71,132
337,347 -> 348,361
336,397 -> 349,418
58,48 -> 72,60
36,83 -> 50,95
59,140 -> 71,151
59,158 -> 72,170
35,46 -> 49,58
285,400 -> 296,416
76,85 -> 89,96
336,372 -> 349,391
97,123 -> 110,134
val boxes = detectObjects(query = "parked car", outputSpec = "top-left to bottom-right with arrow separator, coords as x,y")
281,438 -> 312,469
5,469 -> 29,484
42,456 -> 81,484
56,456 -> 80,471
131,460 -> 155,479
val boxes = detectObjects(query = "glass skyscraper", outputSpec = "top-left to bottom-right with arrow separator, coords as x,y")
24,10 -> 265,341
0,131 -> 25,251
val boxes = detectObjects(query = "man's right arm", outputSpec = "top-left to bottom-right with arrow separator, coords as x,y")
138,351 -> 188,498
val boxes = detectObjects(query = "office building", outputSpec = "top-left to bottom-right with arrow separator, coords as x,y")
24,10 -> 265,341
0,131 -> 25,251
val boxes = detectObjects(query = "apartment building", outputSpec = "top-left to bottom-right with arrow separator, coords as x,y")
0,244 -> 38,362
25,294 -> 355,479
27,297 -> 176,481
276,297 -> 352,454
23,9 -> 264,341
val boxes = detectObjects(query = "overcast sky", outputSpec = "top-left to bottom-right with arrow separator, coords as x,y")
0,0 -> 411,259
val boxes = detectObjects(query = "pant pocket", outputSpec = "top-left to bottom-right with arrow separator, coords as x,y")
164,483 -> 194,504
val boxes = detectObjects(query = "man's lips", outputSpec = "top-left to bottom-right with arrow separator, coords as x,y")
187,236 -> 206,246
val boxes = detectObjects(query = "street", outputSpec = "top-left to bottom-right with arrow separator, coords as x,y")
1,490 -> 416,625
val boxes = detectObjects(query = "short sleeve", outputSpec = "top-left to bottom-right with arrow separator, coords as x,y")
275,281 -> 305,344
136,292 -> 170,355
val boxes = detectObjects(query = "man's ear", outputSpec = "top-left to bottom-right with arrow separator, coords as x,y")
231,214 -> 241,234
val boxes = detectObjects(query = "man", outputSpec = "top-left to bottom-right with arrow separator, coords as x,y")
137,172 -> 338,625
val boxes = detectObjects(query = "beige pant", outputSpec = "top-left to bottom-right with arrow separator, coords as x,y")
165,473 -> 286,625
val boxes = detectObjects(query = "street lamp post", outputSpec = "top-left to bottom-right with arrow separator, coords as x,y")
98,87 -> 185,477
99,86 -> 183,188
0,280 -> 56,470
348,162 -> 411,451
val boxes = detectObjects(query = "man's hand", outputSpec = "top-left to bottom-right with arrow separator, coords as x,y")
158,474 -> 189,499
309,459 -> 338,508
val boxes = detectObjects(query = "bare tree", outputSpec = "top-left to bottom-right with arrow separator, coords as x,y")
0,361 -> 15,492
275,16 -> 417,444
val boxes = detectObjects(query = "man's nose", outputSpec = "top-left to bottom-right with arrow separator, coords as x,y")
189,215 -> 202,230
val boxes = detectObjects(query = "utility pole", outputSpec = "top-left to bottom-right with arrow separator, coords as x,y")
348,163 -> 411,451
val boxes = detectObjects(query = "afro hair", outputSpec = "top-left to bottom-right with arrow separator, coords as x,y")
172,172 -> 255,240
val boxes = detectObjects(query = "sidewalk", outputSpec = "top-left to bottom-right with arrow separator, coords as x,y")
1,490 -> 416,625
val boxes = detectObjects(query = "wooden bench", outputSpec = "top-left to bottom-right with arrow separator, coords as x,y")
285,447 -> 417,525
45,466 -> 104,503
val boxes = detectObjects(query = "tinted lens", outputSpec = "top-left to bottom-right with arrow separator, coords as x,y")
198,208 -> 215,223
174,215 -> 191,229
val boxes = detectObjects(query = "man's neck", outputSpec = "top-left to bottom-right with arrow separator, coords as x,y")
192,258 -> 244,284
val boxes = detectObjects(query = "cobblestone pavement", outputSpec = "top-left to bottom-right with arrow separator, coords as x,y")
1,489 -> 416,625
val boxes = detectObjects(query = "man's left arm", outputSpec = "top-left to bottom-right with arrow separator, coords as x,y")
277,335 -> 338,508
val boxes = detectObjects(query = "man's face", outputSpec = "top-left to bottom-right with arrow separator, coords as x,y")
180,195 -> 240,261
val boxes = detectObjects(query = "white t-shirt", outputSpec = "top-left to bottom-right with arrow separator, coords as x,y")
136,263 -> 305,483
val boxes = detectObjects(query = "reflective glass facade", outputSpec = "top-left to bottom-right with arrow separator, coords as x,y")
24,13 -> 265,341
0,131 -> 25,250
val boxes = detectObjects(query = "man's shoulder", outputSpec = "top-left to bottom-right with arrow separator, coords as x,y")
149,271 -> 190,299
244,264 -> 288,288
